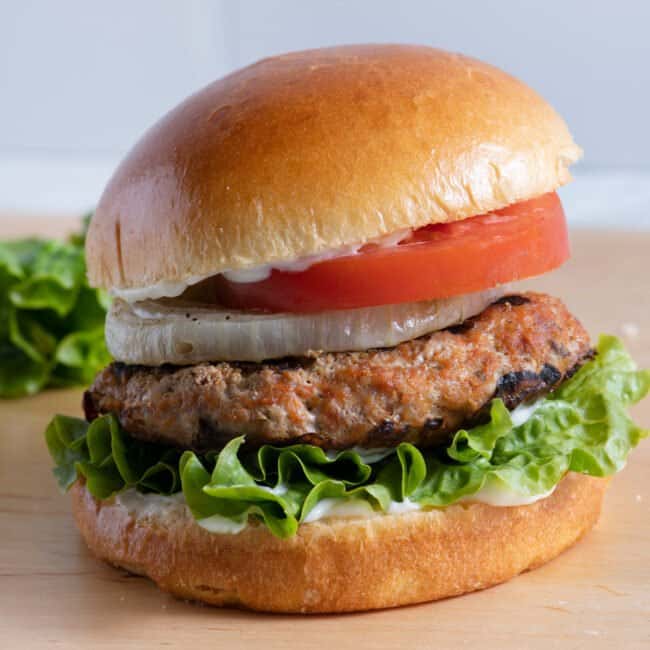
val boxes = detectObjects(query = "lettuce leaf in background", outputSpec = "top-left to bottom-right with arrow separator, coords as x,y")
44,335 -> 649,538
0,216 -> 110,397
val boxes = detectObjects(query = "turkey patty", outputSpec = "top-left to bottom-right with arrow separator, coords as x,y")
84,293 -> 592,451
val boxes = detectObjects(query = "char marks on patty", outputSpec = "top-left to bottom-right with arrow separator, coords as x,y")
84,293 -> 592,451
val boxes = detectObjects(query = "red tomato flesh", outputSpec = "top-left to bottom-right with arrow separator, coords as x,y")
215,192 -> 569,312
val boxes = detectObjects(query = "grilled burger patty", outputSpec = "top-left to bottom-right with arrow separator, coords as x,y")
84,293 -> 592,451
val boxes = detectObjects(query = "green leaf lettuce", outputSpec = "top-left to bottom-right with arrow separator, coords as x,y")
45,335 -> 649,538
0,217 -> 110,397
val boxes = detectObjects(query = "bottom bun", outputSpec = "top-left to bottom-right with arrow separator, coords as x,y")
71,473 -> 607,613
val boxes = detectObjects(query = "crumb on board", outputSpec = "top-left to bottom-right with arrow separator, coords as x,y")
621,322 -> 640,339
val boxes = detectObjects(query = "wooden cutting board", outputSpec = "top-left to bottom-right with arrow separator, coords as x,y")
1,220 -> 649,649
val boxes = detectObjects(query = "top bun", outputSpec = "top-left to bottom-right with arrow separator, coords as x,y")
86,44 -> 581,294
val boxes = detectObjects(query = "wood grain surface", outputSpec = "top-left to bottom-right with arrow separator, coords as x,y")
0,219 -> 648,649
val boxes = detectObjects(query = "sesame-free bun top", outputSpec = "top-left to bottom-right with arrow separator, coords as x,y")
87,44 -> 581,295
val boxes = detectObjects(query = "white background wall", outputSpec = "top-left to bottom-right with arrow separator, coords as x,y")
1,0 -> 649,225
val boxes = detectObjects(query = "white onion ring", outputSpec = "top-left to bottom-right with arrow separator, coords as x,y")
106,288 -> 506,365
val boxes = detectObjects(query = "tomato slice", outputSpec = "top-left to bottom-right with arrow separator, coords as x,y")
215,192 -> 569,312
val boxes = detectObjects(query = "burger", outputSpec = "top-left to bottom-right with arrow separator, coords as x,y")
45,45 -> 649,613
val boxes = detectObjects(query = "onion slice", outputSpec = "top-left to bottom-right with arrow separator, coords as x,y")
106,288 -> 506,365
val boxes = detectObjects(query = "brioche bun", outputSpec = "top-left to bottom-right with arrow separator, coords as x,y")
86,44 -> 580,295
71,473 -> 606,613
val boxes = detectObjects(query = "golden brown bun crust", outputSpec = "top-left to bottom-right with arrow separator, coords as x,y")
71,473 -> 606,613
86,44 -> 581,292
